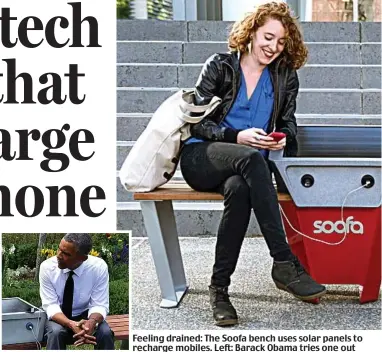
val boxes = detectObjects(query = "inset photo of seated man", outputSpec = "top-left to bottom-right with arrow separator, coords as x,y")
2,233 -> 129,350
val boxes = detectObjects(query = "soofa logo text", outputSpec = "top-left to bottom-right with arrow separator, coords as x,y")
313,216 -> 363,235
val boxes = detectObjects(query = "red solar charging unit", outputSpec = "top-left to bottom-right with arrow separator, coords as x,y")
270,126 -> 381,304
279,200 -> 381,303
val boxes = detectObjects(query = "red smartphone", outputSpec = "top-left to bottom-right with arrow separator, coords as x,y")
268,132 -> 286,142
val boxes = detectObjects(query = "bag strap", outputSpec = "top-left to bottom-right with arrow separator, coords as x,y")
179,90 -> 221,124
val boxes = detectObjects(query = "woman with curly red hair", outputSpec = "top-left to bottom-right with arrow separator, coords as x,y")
180,1 -> 326,326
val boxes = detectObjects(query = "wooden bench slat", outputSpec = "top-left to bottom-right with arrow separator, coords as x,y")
106,317 -> 129,323
107,314 -> 129,319
112,326 -> 130,332
109,322 -> 129,329
113,332 -> 129,339
134,184 -> 291,201
108,321 -> 129,327
109,320 -> 129,325
135,187 -> 224,200
106,314 -> 129,340
2,342 -> 40,350
106,316 -> 129,321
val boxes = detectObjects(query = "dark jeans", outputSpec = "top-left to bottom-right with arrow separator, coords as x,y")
180,142 -> 291,287
44,311 -> 114,350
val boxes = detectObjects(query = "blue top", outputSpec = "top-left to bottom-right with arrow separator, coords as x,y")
185,66 -> 274,158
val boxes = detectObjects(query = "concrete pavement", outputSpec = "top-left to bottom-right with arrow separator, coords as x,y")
131,237 -> 381,330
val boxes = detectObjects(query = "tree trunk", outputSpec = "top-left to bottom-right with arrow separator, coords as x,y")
35,233 -> 47,281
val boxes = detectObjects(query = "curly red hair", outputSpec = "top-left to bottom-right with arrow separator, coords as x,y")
228,1 -> 308,69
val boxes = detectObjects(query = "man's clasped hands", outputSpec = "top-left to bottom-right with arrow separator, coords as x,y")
69,318 -> 98,346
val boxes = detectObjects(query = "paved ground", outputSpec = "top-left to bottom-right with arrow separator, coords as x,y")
131,237 -> 381,330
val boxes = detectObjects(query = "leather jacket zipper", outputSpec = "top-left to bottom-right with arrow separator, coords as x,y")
219,61 -> 240,125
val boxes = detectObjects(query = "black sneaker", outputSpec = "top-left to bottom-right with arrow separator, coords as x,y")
209,285 -> 238,326
272,256 -> 326,301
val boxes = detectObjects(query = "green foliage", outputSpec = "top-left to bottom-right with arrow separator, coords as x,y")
117,0 -> 132,19
147,0 -> 173,20
3,233 -> 42,244
3,233 -> 63,246
109,263 -> 129,281
3,279 -> 129,315
3,233 -> 129,264
2,233 -> 130,247
66,341 -> 122,350
116,0 -> 173,20
92,233 -> 129,250
109,279 -> 129,314
7,266 -> 36,281
2,280 -> 42,308
3,243 -> 38,269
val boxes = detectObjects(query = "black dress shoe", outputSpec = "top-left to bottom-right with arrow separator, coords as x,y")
209,285 -> 238,326
272,256 -> 326,301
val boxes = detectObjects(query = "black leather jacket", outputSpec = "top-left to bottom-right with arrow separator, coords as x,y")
190,51 -> 299,157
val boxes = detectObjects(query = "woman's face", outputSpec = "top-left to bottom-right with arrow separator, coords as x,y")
251,18 -> 286,66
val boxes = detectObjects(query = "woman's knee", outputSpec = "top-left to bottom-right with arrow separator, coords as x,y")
238,149 -> 269,175
246,148 -> 266,163
222,175 -> 250,200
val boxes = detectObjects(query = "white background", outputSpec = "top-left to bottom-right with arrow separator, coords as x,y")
0,0 -> 116,231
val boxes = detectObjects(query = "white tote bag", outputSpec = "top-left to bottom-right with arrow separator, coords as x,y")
119,89 -> 221,192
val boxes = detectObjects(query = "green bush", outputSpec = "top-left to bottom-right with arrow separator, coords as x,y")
117,0 -> 132,19
2,280 -> 42,308
3,234 -> 40,245
3,233 -> 129,249
3,243 -> 38,270
91,233 -> 129,249
109,263 -> 129,281
3,234 -> 65,247
148,0 -> 173,20
3,279 -> 129,315
109,279 -> 129,314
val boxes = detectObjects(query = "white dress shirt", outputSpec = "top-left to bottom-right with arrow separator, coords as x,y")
39,255 -> 109,320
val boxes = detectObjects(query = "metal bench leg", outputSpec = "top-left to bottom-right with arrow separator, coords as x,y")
140,200 -> 188,308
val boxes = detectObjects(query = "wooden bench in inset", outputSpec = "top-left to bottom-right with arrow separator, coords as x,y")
2,314 -> 129,350
134,183 -> 291,308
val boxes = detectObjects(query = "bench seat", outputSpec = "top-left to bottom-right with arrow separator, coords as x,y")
134,183 -> 291,201
106,314 -> 129,340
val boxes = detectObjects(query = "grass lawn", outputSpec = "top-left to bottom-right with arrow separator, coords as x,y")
65,340 -> 123,350
39,340 -> 123,350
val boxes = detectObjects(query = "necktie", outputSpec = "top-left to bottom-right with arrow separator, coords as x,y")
62,271 -> 74,319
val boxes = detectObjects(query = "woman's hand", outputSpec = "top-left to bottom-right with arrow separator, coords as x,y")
237,128 -> 280,150
267,137 -> 286,151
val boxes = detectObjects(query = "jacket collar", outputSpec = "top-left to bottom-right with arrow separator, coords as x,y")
221,51 -> 240,71
223,50 -> 285,73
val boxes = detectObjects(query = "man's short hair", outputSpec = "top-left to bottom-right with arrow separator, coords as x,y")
63,233 -> 92,255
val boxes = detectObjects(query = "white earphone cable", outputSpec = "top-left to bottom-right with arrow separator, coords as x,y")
279,183 -> 368,246
31,326 -> 41,350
